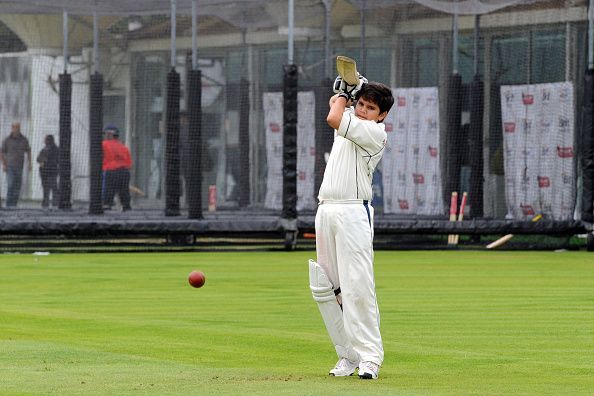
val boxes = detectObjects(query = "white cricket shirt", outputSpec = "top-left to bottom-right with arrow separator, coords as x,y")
318,107 -> 387,201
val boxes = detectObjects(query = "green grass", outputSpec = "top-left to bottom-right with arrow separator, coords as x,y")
0,251 -> 592,395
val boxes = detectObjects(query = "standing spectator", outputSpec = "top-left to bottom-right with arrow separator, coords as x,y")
1,121 -> 32,208
36,134 -> 59,208
102,124 -> 132,211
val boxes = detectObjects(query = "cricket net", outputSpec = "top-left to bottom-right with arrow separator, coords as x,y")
0,0 -> 591,250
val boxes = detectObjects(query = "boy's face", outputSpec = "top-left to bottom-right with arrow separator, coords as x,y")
354,97 -> 387,123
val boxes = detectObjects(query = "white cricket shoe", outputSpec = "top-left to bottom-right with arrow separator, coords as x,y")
358,361 -> 380,379
329,357 -> 358,377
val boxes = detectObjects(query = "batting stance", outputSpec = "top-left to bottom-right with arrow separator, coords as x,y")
309,75 -> 394,379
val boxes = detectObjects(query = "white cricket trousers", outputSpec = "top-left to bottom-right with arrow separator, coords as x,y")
315,199 -> 383,365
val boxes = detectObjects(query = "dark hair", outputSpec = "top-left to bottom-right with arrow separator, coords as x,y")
103,124 -> 120,137
355,82 -> 394,115
45,134 -> 56,146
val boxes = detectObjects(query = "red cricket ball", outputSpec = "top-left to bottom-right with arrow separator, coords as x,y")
188,270 -> 206,288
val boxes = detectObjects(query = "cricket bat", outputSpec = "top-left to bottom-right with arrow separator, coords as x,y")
452,192 -> 467,245
486,213 -> 543,249
129,185 -> 146,197
447,192 -> 458,245
336,56 -> 359,86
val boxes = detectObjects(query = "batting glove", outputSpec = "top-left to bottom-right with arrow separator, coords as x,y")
333,75 -> 346,94
343,74 -> 368,100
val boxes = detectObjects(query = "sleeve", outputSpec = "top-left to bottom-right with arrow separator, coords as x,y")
37,148 -> 46,164
336,111 -> 386,154
125,147 -> 132,168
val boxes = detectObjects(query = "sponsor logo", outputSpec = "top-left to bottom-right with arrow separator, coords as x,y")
398,171 -> 406,185
416,196 -> 425,207
398,199 -> 409,210
504,122 -> 516,133
428,146 -> 438,157
397,97 -> 406,106
537,176 -> 550,188
557,146 -> 574,158
412,145 -> 419,155
559,87 -> 569,99
522,93 -> 534,105
558,116 -> 569,128
385,122 -> 393,132
270,123 -> 281,133
503,90 -> 515,106
298,171 -> 306,181
521,148 -> 532,158
412,173 -> 425,184
523,119 -> 532,134
520,204 -> 535,215
541,89 -> 551,102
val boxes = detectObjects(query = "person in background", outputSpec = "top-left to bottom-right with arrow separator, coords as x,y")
0,121 -> 32,208
36,134 -> 59,208
102,124 -> 132,211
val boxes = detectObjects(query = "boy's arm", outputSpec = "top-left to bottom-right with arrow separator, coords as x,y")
326,94 -> 349,130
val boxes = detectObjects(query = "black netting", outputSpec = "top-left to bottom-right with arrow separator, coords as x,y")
0,0 -> 590,246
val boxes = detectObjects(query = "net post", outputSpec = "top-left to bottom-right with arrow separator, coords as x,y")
581,69 -> 594,223
89,73 -> 104,215
165,68 -> 181,216
282,64 -> 298,230
186,69 -> 202,219
445,72 -> 463,204
469,74 -> 484,218
238,77 -> 250,208
58,73 -> 72,210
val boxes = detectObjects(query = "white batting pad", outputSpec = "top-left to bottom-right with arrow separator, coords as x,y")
309,259 -> 358,362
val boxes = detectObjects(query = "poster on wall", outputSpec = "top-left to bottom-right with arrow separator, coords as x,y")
382,87 -> 443,215
500,82 -> 575,221
263,91 -> 316,211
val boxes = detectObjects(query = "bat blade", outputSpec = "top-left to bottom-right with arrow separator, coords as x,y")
486,234 -> 514,249
486,213 -> 543,249
129,185 -> 146,197
336,56 -> 359,85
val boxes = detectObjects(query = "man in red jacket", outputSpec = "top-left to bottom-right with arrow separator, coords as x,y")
102,124 -> 132,211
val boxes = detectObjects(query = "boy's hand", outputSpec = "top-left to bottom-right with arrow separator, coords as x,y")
333,75 -> 347,94
344,74 -> 368,99
333,74 -> 368,100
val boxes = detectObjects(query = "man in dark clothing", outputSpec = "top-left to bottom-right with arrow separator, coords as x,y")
1,122 -> 32,207
37,134 -> 59,208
